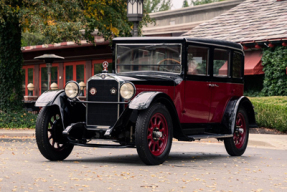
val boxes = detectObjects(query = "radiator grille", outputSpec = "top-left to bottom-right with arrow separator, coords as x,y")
87,79 -> 119,126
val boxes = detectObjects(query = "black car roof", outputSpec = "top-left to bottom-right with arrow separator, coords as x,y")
113,37 -> 243,51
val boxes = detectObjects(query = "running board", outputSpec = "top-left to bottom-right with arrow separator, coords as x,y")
70,142 -> 135,148
187,134 -> 233,141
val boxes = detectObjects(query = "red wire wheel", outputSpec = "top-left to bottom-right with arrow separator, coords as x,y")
135,103 -> 173,165
147,113 -> 168,156
224,108 -> 249,156
233,112 -> 247,149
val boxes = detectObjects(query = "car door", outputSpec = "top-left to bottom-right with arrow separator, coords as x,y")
209,48 -> 235,123
182,45 -> 212,125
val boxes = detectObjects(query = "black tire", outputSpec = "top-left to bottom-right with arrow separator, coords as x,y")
224,108 -> 249,156
36,106 -> 74,161
135,103 -> 173,165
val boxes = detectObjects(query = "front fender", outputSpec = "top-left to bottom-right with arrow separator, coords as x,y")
35,90 -> 64,107
129,91 -> 162,110
35,90 -> 86,129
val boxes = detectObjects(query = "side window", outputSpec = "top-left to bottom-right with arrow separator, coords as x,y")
233,52 -> 243,78
187,46 -> 208,75
213,49 -> 229,77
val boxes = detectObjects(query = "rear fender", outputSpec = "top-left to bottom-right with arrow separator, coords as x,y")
222,96 -> 257,134
35,90 -> 86,129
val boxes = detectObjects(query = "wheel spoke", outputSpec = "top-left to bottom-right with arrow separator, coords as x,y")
153,117 -> 157,127
237,119 -> 242,127
147,134 -> 153,139
155,142 -> 160,151
152,142 -> 156,152
157,120 -> 162,127
148,140 -> 153,148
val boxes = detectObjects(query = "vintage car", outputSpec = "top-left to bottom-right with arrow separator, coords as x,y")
35,37 -> 257,165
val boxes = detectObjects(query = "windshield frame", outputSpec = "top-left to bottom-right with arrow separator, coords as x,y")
115,43 -> 182,75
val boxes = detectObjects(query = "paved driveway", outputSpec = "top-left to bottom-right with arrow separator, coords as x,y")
0,138 -> 286,192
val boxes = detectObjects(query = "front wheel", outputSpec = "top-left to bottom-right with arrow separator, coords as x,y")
36,106 -> 74,161
224,108 -> 249,156
135,103 -> 173,165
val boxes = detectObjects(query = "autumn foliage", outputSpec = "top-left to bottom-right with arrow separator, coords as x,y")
0,0 -> 151,112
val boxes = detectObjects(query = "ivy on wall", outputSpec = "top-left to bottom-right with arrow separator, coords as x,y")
261,46 -> 287,96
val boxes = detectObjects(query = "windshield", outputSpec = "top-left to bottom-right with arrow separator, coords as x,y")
116,44 -> 182,74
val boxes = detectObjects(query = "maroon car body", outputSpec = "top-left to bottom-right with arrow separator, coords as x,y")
35,37 -> 256,165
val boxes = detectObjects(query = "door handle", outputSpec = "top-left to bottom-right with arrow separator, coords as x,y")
208,84 -> 219,87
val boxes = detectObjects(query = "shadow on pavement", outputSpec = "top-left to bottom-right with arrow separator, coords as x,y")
58,152 -> 251,166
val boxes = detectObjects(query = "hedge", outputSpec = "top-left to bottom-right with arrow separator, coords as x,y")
0,110 -> 37,128
249,96 -> 287,132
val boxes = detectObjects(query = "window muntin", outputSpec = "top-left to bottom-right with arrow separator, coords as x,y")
41,67 -> 58,93
76,65 -> 84,83
213,49 -> 229,77
233,52 -> 243,78
65,65 -> 73,83
51,67 -> 58,85
28,68 -> 34,95
116,44 -> 182,74
187,46 -> 209,76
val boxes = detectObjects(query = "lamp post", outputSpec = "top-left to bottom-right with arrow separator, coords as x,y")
34,54 -> 64,90
127,0 -> 144,37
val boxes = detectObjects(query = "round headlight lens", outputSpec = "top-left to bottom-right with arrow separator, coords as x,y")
120,83 -> 135,100
65,81 -> 79,99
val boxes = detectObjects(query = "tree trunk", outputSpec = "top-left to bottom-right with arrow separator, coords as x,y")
0,16 -> 23,112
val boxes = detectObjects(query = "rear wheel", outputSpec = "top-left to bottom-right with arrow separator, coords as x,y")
224,108 -> 249,156
135,103 -> 173,165
36,106 -> 73,161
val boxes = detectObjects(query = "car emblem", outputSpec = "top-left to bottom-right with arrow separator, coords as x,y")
101,74 -> 106,79
89,88 -> 97,95
110,87 -> 117,95
102,61 -> 109,72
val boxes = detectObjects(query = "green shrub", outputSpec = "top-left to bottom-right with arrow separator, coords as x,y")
0,110 -> 37,128
249,96 -> 287,132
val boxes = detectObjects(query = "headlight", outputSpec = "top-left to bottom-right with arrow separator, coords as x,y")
120,82 -> 135,100
65,81 -> 79,99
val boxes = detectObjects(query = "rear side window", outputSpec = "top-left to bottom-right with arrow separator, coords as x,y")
213,49 -> 229,77
233,52 -> 243,78
187,46 -> 209,76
